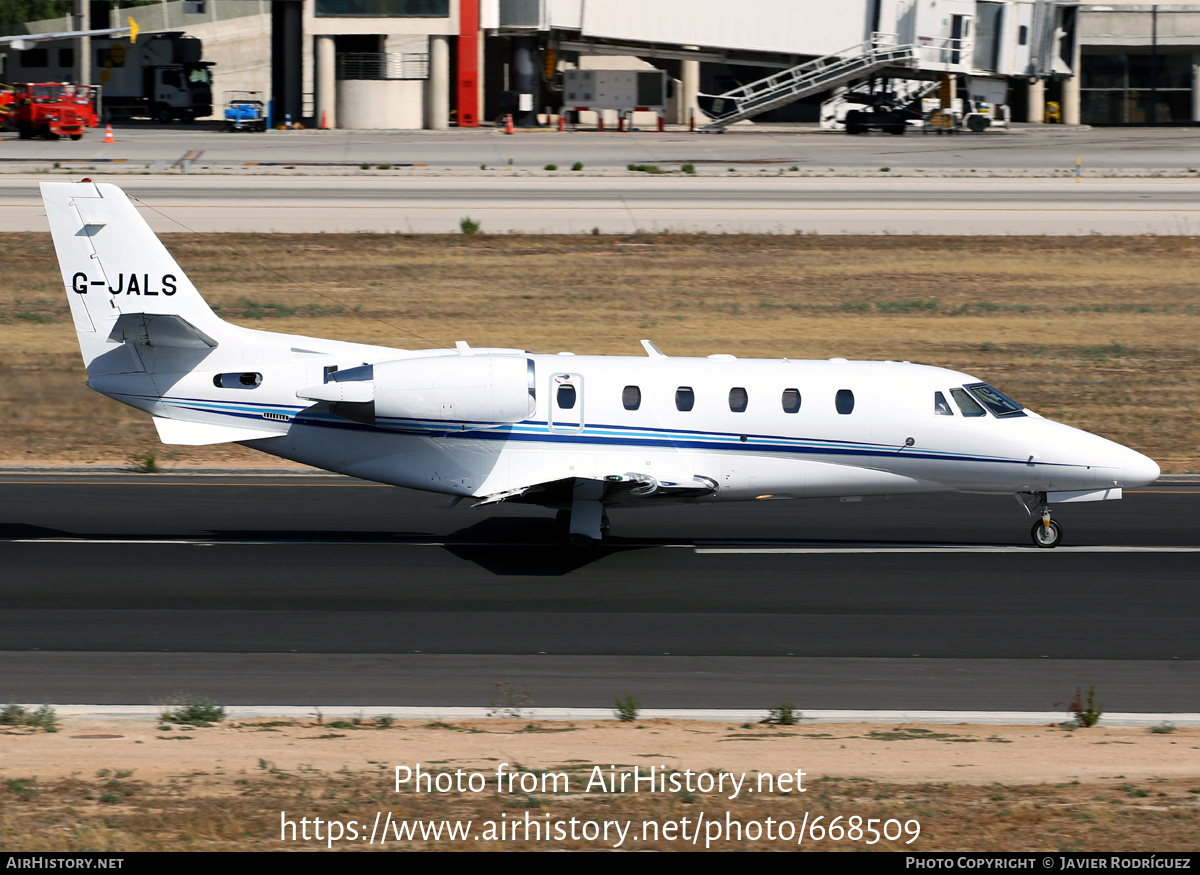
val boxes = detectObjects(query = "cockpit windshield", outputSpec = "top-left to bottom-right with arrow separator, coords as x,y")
965,383 -> 1025,418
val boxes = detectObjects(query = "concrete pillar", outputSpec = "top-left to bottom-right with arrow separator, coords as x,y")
425,34 -> 450,130
75,0 -> 90,87
316,35 -> 336,129
1027,78 -> 1045,123
680,57 -> 701,125
1062,38 -> 1081,125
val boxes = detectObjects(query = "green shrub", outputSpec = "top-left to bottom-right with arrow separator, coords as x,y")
614,693 -> 639,722
1063,685 -> 1103,728
160,696 -> 226,727
0,703 -> 58,732
765,701 -> 800,725
544,164 -> 558,171
571,161 -> 583,171
459,216 -> 482,235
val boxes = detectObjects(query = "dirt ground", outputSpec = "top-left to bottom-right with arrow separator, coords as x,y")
1,716 -> 1197,851
0,233 -> 1195,471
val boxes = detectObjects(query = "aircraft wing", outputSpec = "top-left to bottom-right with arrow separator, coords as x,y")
0,19 -> 136,51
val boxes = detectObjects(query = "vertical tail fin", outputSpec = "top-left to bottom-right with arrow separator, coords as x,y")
40,181 -> 225,374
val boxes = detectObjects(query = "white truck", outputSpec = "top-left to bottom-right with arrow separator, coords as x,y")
5,32 -> 213,122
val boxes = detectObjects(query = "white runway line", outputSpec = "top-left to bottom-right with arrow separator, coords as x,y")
696,545 -> 1200,554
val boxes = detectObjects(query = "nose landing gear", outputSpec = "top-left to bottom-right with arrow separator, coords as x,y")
1031,515 -> 1064,548
1018,492 -> 1064,548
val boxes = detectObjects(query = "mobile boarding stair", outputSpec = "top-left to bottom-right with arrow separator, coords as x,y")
697,33 -> 919,131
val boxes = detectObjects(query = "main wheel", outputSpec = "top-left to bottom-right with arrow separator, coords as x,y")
1030,519 -> 1063,548
967,114 -> 990,133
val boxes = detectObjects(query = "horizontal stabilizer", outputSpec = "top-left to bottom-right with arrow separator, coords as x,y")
153,417 -> 283,446
108,313 -> 218,349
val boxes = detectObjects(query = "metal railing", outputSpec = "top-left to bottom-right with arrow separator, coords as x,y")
700,35 -> 919,129
336,52 -> 430,81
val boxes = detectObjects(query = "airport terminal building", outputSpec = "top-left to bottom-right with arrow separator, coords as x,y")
4,0 -> 1200,128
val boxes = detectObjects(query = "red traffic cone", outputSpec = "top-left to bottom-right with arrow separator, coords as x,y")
320,111 -> 328,130
103,123 -> 115,144
504,113 -> 514,134
557,115 -> 565,132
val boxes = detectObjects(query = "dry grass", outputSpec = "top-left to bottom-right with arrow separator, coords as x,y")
1,756 -> 1197,851
1,233 -> 1196,469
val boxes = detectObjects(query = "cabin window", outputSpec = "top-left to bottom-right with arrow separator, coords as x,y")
214,372 -> 262,389
675,386 -> 695,412
950,387 -> 986,417
556,384 -> 577,410
1018,25 -> 1028,45
966,383 -> 1026,418
835,389 -> 855,415
622,385 -> 641,410
781,388 -> 801,413
58,48 -> 75,68
934,391 -> 954,415
728,387 -> 748,413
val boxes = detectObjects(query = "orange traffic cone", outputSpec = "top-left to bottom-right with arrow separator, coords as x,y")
557,115 -> 565,132
504,113 -> 514,134
103,123 -> 115,143
320,111 -> 328,130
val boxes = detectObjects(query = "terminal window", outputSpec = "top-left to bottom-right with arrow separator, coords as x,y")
1081,51 -> 1193,124
316,0 -> 449,15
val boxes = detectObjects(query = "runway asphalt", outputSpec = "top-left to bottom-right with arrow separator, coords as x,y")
3,123 -> 1200,172
1,473 -> 1196,711
5,175 -> 1200,234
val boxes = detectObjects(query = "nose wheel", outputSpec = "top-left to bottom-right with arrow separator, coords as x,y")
1018,492 -> 1065,548
1031,517 -> 1063,548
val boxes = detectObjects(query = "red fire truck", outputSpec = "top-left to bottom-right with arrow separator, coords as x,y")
6,83 -> 99,140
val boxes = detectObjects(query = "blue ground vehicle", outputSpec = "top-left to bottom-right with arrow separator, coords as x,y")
224,91 -> 265,132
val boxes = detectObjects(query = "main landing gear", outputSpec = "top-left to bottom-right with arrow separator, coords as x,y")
1018,492 -> 1064,548
554,504 -> 611,548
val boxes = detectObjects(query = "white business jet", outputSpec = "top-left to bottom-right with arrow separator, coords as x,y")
42,181 -> 1160,547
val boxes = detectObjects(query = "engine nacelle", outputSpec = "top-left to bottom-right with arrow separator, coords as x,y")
299,354 -> 536,428
375,354 -> 535,425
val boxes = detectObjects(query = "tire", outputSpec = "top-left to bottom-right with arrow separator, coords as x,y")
17,123 -> 32,140
69,134 -> 82,141
844,110 -> 864,135
1030,519 -> 1063,548
967,114 -> 989,133
153,104 -> 172,124
887,123 -> 906,135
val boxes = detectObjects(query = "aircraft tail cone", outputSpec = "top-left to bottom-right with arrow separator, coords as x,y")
103,123 -> 114,144
504,113 -> 514,135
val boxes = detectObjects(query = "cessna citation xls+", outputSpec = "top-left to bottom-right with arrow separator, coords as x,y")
42,182 -> 1160,547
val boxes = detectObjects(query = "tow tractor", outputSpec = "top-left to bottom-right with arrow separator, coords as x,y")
6,83 -> 99,140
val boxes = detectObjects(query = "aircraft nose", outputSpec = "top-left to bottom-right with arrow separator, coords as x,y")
1123,449 -> 1160,488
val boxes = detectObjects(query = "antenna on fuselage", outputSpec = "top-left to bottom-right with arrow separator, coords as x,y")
640,339 -> 667,358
